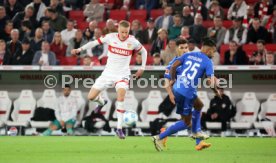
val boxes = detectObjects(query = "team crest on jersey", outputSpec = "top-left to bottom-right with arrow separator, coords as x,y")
127,43 -> 132,48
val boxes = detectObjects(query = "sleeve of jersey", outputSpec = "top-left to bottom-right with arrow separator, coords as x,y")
176,54 -> 186,63
78,34 -> 109,51
164,68 -> 171,80
205,59 -> 214,77
137,45 -> 147,70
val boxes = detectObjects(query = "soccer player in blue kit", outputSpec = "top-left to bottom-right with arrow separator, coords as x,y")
152,38 -> 221,151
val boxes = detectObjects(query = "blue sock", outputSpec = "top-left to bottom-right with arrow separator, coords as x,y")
159,120 -> 188,140
196,138 -> 201,145
192,109 -> 201,133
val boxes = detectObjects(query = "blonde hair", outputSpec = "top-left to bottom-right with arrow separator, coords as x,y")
52,32 -> 64,49
119,20 -> 130,28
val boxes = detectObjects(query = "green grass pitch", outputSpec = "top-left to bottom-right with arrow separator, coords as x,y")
0,136 -> 275,163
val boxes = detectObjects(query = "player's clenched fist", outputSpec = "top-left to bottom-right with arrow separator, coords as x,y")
71,49 -> 81,55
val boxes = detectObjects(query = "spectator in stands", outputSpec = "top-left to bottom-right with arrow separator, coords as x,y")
19,20 -> 33,41
190,0 -> 208,20
3,29 -> 22,65
224,17 -> 247,45
151,28 -> 168,56
208,16 -> 226,48
227,0 -> 247,20
152,53 -> 163,65
88,28 -> 106,59
155,5 -> 173,30
50,31 -> 66,63
84,0 -> 104,22
135,53 -> 142,65
83,20 -> 97,41
168,14 -> 182,40
212,51 -> 221,65
42,20 -> 54,43
4,0 -> 24,19
82,55 -> 92,66
201,88 -> 236,132
0,39 -> 6,65
12,5 -> 37,30
208,0 -> 225,20
49,0 -> 64,15
17,38 -> 34,65
32,41 -> 56,65
224,40 -> 248,65
0,20 -> 13,42
247,18 -> 269,44
30,28 -> 44,52
182,6 -> 194,26
266,51 -> 275,65
0,6 -> 8,32
102,19 -> 117,35
27,0 -> 47,22
130,19 -> 143,43
140,18 -> 158,44
172,0 -> 184,15
42,84 -> 78,136
17,0 -> 32,7
48,8 -> 67,32
189,14 -> 207,45
254,0 -> 273,20
61,20 -> 77,46
188,38 -> 200,52
249,40 -> 268,65
264,6 -> 276,31
243,4 -> 255,28
66,29 -> 87,57
179,26 -> 191,40
160,39 -> 177,65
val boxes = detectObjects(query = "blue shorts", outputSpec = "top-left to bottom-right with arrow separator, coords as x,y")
174,91 -> 195,116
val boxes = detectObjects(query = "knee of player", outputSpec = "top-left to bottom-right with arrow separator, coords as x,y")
181,118 -> 191,127
194,103 -> 204,111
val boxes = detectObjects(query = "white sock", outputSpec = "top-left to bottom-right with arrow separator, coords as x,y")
93,95 -> 105,106
116,101 -> 125,129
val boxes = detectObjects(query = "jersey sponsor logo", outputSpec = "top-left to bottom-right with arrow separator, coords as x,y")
108,45 -> 133,56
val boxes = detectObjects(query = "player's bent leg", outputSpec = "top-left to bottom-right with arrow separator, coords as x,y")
65,119 -> 76,135
88,87 -> 107,113
42,120 -> 60,136
115,88 -> 127,139
191,97 -> 209,140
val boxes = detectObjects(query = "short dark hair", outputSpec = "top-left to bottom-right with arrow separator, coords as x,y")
47,8 -> 57,14
257,39 -> 265,45
64,84 -> 71,89
176,38 -> 188,46
202,37 -> 216,47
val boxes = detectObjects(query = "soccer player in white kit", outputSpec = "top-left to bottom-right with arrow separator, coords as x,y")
71,20 -> 147,139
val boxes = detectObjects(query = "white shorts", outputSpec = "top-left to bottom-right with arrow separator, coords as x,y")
92,74 -> 130,91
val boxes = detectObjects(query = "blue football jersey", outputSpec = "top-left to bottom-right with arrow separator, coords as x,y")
173,51 -> 214,99
164,57 -> 182,80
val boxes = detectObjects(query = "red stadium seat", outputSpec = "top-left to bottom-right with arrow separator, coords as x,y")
146,55 -> 153,65
220,44 -> 229,64
202,20 -> 214,29
223,8 -> 228,19
245,0 -> 259,5
98,21 -> 106,29
150,9 -> 163,20
243,44 -> 257,57
77,21 -> 89,30
143,44 -> 152,55
140,20 -> 147,29
109,10 -> 127,22
101,56 -> 108,65
265,44 -> 276,52
61,56 -> 78,65
69,10 -> 85,23
223,20 -> 233,29
129,9 -> 147,22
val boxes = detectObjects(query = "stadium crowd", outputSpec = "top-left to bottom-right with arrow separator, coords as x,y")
0,0 -> 276,66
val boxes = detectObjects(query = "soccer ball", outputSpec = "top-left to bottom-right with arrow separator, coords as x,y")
123,110 -> 138,127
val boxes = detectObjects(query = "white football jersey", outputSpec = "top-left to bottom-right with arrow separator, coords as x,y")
97,33 -> 143,76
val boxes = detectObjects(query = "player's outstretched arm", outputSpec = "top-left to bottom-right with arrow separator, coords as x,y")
164,78 -> 175,104
170,60 -> 181,85
71,40 -> 100,56
134,47 -> 147,78
206,76 -> 222,99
